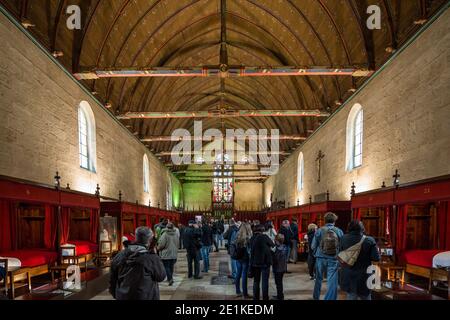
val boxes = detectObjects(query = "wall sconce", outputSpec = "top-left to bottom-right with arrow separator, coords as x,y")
309,195 -> 312,204
297,199 -> 300,206
66,183 -> 70,190
350,182 -> 356,196
95,184 -> 100,197
326,190 -> 330,201
381,181 -> 386,188
54,171 -> 61,189
149,199 -> 151,207
392,170 -> 400,188
118,190 -> 122,201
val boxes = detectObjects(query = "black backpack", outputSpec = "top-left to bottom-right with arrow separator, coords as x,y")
319,226 -> 340,256
116,250 -> 149,300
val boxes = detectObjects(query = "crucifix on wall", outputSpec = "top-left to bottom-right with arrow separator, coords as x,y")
316,150 -> 325,182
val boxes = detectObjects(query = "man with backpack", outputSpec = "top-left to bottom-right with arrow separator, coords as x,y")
311,212 -> 344,300
109,226 -> 166,300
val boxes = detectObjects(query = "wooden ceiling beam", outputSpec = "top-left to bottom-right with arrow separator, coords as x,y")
117,109 -> 330,119
141,134 -> 307,142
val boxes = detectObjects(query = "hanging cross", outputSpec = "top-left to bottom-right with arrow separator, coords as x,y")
315,150 -> 325,182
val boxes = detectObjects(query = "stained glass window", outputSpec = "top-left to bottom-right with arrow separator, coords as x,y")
213,154 -> 233,202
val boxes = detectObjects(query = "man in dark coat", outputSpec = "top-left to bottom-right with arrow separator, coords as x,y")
223,219 -> 240,279
110,226 -> 166,300
249,224 -> 274,300
290,218 -> 299,263
339,220 -> 380,300
279,220 -> 294,265
183,220 -> 203,279
201,220 -> 214,272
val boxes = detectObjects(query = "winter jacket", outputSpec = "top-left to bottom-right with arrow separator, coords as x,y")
249,233 -> 274,268
307,230 -> 316,254
339,231 -> 381,297
279,226 -> 294,247
183,226 -> 202,255
109,244 -> 166,300
272,244 -> 288,273
235,241 -> 250,262
157,228 -> 179,260
201,224 -> 214,246
291,223 -> 299,241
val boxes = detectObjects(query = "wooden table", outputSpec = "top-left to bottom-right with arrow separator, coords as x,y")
7,266 -> 31,299
373,281 -> 444,300
377,263 -> 405,283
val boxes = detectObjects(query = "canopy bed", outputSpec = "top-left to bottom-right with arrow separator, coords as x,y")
0,176 -> 59,298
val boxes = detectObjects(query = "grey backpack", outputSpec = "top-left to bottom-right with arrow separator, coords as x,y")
319,226 -> 339,256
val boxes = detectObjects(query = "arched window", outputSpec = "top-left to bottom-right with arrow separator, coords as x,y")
78,101 -> 96,172
297,152 -> 304,192
345,103 -> 364,171
143,154 -> 150,193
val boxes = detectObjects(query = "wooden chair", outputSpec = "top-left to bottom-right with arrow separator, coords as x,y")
429,267 -> 450,299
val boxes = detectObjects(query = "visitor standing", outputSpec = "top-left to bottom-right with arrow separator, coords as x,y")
272,234 -> 288,300
224,219 -> 240,280
311,212 -> 344,300
233,223 -> 252,299
290,218 -> 299,263
157,222 -> 180,286
183,220 -> 203,279
339,220 -> 380,300
279,220 -> 294,264
249,224 -> 274,300
307,223 -> 318,279
201,219 -> 214,273
110,227 -> 166,300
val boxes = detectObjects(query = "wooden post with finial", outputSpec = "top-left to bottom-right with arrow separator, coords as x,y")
351,182 -> 356,196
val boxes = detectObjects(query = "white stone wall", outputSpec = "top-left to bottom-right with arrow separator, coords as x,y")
264,8 -> 450,206
0,12 -> 180,207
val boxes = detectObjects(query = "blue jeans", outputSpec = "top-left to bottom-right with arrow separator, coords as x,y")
284,246 -> 291,263
200,246 -> 211,272
231,258 -> 237,279
252,266 -> 270,300
235,260 -> 249,295
313,258 -> 339,300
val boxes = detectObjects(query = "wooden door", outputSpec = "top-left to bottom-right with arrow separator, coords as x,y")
18,204 -> 45,249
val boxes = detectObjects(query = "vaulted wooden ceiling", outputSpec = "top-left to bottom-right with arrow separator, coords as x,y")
1,0 -> 447,169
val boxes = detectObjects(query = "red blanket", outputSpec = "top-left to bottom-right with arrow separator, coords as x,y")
67,240 -> 98,256
0,249 -> 57,267
402,249 -> 443,268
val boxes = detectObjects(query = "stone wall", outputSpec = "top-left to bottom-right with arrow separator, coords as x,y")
0,12 -> 180,207
264,8 -> 450,206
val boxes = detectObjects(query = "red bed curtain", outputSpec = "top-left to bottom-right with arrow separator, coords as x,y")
353,208 -> 361,220
44,204 -> 57,249
395,205 -> 408,254
90,209 -> 99,243
60,207 -> 71,244
438,201 -> 450,250
0,199 -> 15,251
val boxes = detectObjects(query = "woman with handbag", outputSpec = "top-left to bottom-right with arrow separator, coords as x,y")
339,220 -> 381,300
